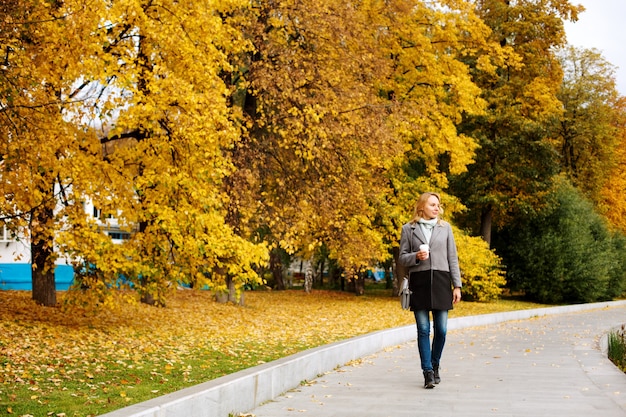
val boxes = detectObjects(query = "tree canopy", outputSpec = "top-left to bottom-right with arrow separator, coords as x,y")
451,0 -> 582,244
555,46 -> 623,202
1,0 -> 624,307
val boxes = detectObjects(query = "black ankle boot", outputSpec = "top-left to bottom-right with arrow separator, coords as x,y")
423,370 -> 435,389
433,365 -> 441,384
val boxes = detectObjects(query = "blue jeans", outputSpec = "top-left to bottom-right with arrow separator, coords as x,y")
414,309 -> 448,371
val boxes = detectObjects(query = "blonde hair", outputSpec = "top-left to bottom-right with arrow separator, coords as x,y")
410,192 -> 442,224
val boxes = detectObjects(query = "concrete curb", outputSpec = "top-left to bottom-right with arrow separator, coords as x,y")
100,299 -> 626,417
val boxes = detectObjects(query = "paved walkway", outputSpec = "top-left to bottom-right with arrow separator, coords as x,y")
248,305 -> 626,417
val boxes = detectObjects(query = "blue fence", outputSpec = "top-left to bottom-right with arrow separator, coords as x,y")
0,264 -> 74,290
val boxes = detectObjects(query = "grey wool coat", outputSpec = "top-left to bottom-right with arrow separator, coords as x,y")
398,220 -> 462,311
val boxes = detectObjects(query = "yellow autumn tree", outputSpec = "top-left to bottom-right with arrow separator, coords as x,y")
599,96 -> 626,232
1,0 -> 516,306
555,46 -> 623,204
453,225 -> 506,301
0,0 -> 113,306
223,0 -> 403,293
56,0 -> 269,306
372,0 -> 501,290
218,0 -> 507,297
1,0 -> 268,307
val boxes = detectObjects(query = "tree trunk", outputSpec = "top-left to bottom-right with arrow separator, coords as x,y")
139,274 -> 165,306
392,246 -> 404,296
32,258 -> 56,306
316,258 -> 325,287
304,262 -> 312,293
480,205 -> 493,246
140,290 -> 156,306
137,218 -> 160,306
354,271 -> 365,296
214,274 -> 242,304
270,250 -> 285,290
31,206 -> 56,306
328,263 -> 340,289
227,275 -> 238,303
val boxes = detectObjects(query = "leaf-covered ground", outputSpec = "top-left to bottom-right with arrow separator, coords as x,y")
0,289 -> 547,417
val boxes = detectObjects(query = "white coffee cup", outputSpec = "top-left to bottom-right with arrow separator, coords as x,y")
419,244 -> 429,259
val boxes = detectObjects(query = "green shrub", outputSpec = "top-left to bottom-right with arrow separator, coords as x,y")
495,179 -> 626,304
608,325 -> 626,373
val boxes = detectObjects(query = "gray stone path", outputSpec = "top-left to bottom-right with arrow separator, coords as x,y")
248,305 -> 626,417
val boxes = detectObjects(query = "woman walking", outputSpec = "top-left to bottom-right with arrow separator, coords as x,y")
399,192 -> 462,388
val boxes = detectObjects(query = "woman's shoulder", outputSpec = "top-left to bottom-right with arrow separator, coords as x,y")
436,219 -> 452,228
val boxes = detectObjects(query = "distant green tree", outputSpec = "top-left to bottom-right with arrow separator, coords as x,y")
494,178 -> 626,304
451,0 -> 581,245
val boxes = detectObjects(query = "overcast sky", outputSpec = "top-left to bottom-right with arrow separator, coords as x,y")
563,0 -> 626,96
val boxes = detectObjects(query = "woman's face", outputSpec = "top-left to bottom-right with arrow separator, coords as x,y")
422,195 -> 440,220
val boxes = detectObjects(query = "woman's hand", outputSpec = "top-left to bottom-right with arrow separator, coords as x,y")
452,287 -> 462,304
